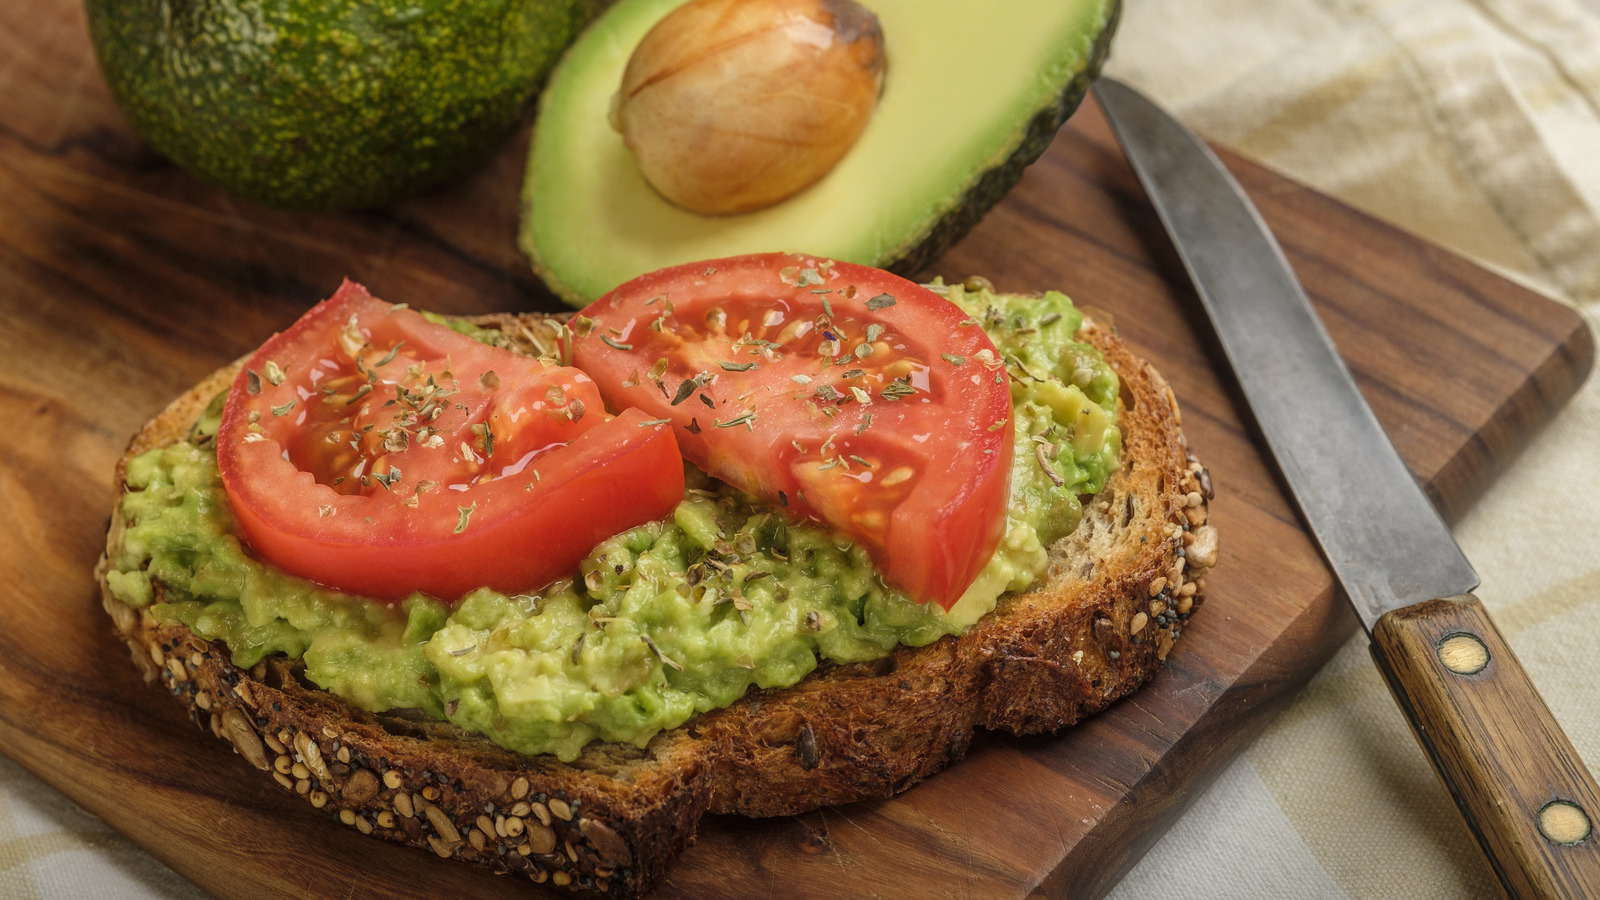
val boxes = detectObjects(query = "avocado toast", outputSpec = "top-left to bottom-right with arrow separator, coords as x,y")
96,268 -> 1213,896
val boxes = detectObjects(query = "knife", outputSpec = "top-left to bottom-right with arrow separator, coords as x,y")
1093,76 -> 1600,899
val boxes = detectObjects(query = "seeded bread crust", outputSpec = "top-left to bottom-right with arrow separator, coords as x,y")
97,306 -> 1214,895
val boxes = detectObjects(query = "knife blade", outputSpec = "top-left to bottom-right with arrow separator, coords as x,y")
1093,75 -> 1600,899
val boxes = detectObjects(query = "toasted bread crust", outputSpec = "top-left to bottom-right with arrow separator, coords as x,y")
97,310 -> 1213,895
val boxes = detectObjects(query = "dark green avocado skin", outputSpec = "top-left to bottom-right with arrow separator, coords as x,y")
87,0 -> 608,210
886,0 -> 1121,278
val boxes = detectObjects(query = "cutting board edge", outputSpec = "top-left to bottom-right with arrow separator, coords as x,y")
1425,270 -> 1595,526
1041,582 -> 1358,899
0,669 -> 557,900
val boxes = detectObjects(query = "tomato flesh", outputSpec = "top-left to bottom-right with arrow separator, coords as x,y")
217,281 -> 684,601
571,254 -> 1013,609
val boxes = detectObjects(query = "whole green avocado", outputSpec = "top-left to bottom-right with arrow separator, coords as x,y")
87,0 -> 609,210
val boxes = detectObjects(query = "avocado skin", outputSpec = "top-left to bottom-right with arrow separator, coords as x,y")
885,0 -> 1121,279
87,0 -> 609,210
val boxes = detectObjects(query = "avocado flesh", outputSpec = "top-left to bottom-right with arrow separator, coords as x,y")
520,0 -> 1120,305
87,0 -> 607,210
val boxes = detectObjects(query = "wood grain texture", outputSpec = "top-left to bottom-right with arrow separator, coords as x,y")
0,0 -> 1592,897
1371,595 -> 1600,899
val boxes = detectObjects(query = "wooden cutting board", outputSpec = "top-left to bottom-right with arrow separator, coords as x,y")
0,3 -> 1591,898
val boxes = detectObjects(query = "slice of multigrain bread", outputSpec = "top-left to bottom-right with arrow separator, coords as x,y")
96,303 -> 1214,896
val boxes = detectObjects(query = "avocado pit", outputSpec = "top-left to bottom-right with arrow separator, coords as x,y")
610,0 -> 885,215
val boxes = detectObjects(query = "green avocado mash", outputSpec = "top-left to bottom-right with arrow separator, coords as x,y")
103,286 -> 1120,761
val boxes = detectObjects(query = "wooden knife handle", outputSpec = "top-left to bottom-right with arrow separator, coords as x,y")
1370,593 -> 1600,899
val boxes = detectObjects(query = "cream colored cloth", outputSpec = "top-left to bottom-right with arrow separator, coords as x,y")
0,754 -> 206,899
1106,0 -> 1600,897
4,1 -> 1598,898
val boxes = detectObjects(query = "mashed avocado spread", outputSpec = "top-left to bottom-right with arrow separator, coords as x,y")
103,286 -> 1120,761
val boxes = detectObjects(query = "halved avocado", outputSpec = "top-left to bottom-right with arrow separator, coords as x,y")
520,0 -> 1120,305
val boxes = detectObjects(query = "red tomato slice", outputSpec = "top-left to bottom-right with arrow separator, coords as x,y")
570,253 -> 1013,609
217,281 -> 684,601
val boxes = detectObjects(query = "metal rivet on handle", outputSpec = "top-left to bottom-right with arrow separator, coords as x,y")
1436,633 -> 1489,675
1538,801 -> 1593,846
